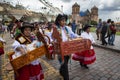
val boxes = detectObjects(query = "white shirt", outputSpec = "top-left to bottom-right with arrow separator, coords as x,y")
45,29 -> 53,42
61,26 -> 79,42
81,32 -> 95,49
12,40 -> 40,65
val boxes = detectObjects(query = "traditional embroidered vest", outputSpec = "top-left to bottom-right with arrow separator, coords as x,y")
56,26 -> 69,41
52,25 -> 69,55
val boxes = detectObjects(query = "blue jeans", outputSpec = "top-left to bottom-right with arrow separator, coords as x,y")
110,34 -> 115,45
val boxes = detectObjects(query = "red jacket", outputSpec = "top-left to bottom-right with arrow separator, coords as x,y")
110,25 -> 116,34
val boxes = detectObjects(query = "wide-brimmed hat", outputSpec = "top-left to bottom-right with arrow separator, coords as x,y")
19,24 -> 34,33
83,24 -> 91,31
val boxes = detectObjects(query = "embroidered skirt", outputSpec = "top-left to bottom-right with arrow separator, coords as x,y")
72,49 -> 96,64
0,47 -> 4,56
15,64 -> 44,80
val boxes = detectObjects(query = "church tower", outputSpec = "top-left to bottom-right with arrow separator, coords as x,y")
91,6 -> 98,22
72,2 -> 80,23
72,2 -> 80,14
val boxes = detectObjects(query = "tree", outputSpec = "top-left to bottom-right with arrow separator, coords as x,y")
90,20 -> 97,26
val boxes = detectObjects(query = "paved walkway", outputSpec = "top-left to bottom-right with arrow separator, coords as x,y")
43,47 -> 120,80
0,55 -> 2,80
0,32 -> 120,80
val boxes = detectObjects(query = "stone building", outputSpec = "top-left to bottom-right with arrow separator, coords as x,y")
72,2 -> 98,25
0,3 -> 48,22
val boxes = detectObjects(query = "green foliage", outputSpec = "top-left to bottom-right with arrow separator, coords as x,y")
90,27 -> 96,32
90,20 -> 97,25
116,32 -> 120,35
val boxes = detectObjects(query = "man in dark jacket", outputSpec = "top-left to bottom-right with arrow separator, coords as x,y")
101,21 -> 107,45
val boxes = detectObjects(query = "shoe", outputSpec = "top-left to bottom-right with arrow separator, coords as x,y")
111,44 -> 115,46
83,65 -> 89,69
79,62 -> 84,67
59,68 -> 63,77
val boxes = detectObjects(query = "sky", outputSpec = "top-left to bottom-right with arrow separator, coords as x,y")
1,0 -> 120,22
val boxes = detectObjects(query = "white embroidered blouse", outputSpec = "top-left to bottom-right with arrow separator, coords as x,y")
81,32 -> 95,49
60,26 -> 79,42
12,40 -> 42,65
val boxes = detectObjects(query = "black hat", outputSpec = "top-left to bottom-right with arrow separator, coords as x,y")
19,24 -> 34,33
83,24 -> 91,31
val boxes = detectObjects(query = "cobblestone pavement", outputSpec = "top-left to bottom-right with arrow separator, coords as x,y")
0,32 -> 120,80
0,33 -> 63,80
0,55 -> 2,80
43,47 -> 120,80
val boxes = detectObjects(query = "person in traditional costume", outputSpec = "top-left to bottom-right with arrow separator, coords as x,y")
52,14 -> 79,80
72,25 -> 96,69
44,22 -> 53,42
0,37 -> 5,56
12,24 -> 44,80
0,23 -> 6,56
44,22 -> 54,59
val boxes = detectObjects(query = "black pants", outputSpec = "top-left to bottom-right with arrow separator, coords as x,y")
77,29 -> 82,35
101,33 -> 107,45
59,56 -> 70,80
105,34 -> 111,44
